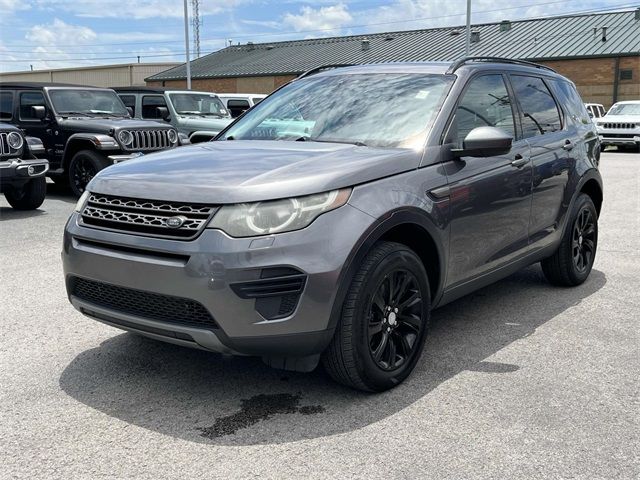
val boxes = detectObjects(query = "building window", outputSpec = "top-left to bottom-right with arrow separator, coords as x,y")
619,69 -> 633,81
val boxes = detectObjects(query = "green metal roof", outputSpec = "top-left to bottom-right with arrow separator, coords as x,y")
147,9 -> 640,81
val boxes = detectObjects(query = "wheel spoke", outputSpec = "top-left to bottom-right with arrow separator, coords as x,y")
369,319 -> 384,336
373,332 -> 389,362
372,291 -> 386,314
386,335 -> 397,367
583,238 -> 595,253
583,225 -> 595,237
393,273 -> 410,303
399,312 -> 422,331
398,290 -> 421,311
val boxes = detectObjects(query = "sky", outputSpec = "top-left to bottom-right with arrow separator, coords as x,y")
0,0 -> 629,73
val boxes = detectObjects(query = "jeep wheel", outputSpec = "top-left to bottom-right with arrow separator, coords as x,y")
69,150 -> 109,197
4,177 -> 47,210
541,193 -> 598,286
322,241 -> 430,391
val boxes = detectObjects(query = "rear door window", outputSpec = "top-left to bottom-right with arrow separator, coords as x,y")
227,99 -> 251,118
510,75 -> 562,138
141,95 -> 167,119
453,74 -> 516,145
550,80 -> 590,125
19,91 -> 46,121
0,91 -> 13,120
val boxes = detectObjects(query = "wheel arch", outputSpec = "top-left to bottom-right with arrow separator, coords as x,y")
327,208 -> 447,332
579,177 -> 603,216
62,134 -> 115,170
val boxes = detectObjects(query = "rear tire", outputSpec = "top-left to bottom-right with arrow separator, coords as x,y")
541,193 -> 598,286
68,150 -> 109,197
4,177 -> 47,210
322,241 -> 431,392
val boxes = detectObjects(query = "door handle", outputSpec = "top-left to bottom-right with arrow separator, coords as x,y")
562,140 -> 574,151
510,154 -> 528,168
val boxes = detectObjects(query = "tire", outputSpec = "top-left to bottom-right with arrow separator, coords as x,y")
541,193 -> 598,286
322,241 -> 431,392
68,150 -> 109,197
4,177 -> 47,210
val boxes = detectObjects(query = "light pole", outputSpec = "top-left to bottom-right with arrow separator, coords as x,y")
465,0 -> 471,57
183,0 -> 192,89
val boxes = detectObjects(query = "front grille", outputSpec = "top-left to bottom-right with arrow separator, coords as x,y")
602,133 -> 635,139
80,193 -> 218,240
0,132 -> 22,158
126,129 -> 174,151
70,277 -> 218,329
603,122 -> 636,129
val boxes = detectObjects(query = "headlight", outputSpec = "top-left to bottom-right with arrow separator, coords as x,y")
117,130 -> 133,146
7,132 -> 23,150
74,190 -> 90,212
208,188 -> 351,237
167,129 -> 178,144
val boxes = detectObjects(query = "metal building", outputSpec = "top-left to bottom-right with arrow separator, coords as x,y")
0,63 -> 180,88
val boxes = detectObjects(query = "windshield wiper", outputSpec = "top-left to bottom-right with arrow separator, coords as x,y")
296,136 -> 367,147
59,111 -> 92,117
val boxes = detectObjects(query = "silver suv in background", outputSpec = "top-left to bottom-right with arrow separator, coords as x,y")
114,87 -> 233,143
64,59 -> 603,391
595,100 -> 640,151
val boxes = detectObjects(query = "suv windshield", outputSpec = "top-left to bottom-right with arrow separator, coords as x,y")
49,89 -> 129,116
607,103 -> 640,116
221,73 -> 453,148
169,93 -> 229,117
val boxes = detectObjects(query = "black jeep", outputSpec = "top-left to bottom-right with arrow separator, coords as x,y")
0,122 -> 49,210
0,83 -> 180,196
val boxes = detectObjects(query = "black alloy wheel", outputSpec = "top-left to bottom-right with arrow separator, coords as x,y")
68,150 -> 109,197
368,269 -> 423,371
572,206 -> 596,273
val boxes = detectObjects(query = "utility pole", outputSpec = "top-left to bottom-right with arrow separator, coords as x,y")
183,0 -> 192,89
192,0 -> 201,58
465,0 -> 471,57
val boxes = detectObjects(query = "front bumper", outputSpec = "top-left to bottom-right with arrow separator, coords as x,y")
598,130 -> 640,146
107,152 -> 145,164
62,204 -> 376,356
0,158 -> 49,186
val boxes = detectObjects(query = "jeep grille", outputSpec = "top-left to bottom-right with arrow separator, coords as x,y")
0,132 -> 22,158
602,122 -> 635,129
80,193 -> 218,240
126,129 -> 174,151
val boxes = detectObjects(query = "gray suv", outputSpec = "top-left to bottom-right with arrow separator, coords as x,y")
62,58 -> 603,391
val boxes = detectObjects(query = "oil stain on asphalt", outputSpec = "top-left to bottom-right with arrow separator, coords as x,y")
198,393 -> 325,439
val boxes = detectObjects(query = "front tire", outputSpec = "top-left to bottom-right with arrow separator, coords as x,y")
541,193 -> 598,286
322,241 -> 431,392
4,177 -> 47,210
68,150 -> 109,197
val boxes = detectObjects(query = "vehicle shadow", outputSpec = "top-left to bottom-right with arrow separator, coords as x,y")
59,265 -> 606,445
0,182 -> 75,220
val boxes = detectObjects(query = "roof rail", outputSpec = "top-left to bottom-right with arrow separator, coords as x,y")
446,57 -> 556,74
296,64 -> 355,80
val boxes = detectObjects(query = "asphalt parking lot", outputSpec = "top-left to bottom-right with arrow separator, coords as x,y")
1,151 -> 638,479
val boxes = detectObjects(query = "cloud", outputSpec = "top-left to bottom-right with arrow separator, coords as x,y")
282,3 -> 352,33
0,0 -> 30,13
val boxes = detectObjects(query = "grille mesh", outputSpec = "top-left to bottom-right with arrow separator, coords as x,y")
71,277 -> 217,329
80,193 -> 217,239
602,122 -> 636,129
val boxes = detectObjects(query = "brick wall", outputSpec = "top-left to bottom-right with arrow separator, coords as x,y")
148,57 -> 638,107
540,57 -> 639,108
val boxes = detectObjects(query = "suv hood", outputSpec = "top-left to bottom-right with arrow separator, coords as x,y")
89,140 -> 422,204
58,117 -> 174,134
178,116 -> 233,132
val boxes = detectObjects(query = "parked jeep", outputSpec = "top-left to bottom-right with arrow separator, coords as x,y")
595,100 -> 640,152
0,122 -> 49,210
114,87 -> 232,143
0,83 -> 180,196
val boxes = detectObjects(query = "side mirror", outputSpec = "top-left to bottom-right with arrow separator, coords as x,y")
31,105 -> 46,121
156,106 -> 170,121
126,106 -> 134,117
451,126 -> 513,158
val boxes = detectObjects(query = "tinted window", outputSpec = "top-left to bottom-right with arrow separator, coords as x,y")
168,93 -> 229,117
226,99 -> 251,118
511,75 -> 562,138
119,95 -> 136,116
454,74 -> 515,145
0,91 -> 13,120
20,92 -> 46,120
551,80 -> 590,125
49,89 -> 128,116
142,95 -> 167,119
